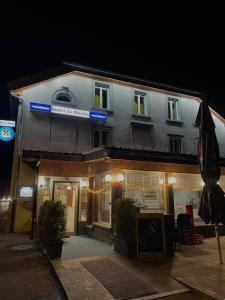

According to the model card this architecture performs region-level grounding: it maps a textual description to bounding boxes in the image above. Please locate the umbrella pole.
[215,224,223,264]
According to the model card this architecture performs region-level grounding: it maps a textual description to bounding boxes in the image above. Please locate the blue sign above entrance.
[90,111,107,121]
[0,127,15,142]
[30,102,52,112]
[29,101,108,121]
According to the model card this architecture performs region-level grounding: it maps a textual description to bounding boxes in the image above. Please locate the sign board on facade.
[51,105,90,118]
[19,186,34,198]
[30,102,51,112]
[0,120,15,127]
[29,101,108,121]
[0,127,15,142]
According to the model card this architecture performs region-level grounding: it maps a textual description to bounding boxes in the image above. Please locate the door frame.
[53,181,80,235]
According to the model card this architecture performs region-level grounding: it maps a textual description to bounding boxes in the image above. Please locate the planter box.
[46,241,63,259]
[112,236,137,258]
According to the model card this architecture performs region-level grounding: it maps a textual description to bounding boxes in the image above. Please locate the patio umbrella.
[195,101,225,264]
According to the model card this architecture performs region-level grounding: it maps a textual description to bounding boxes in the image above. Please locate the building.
[8,62,225,240]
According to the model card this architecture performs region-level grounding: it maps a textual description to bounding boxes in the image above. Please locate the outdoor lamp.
[80,180,89,188]
[116,174,125,182]
[105,174,113,182]
[168,176,176,185]
[159,178,164,185]
[67,185,72,190]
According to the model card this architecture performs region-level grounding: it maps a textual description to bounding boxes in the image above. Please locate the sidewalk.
[51,235,215,299]
[0,233,66,300]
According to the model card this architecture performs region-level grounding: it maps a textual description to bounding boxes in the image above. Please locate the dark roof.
[22,147,225,167]
[22,149,82,162]
[9,65,71,90]
[9,61,206,99]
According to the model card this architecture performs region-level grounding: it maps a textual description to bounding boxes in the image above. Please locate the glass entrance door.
[53,182,79,235]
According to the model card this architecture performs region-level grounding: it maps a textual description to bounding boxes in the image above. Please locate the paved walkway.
[52,235,212,300]
[62,235,112,260]
[0,233,66,300]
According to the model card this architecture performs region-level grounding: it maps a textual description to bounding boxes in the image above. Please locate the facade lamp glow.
[67,185,72,190]
[116,174,125,182]
[80,180,89,188]
[105,174,113,182]
[159,178,164,185]
[168,176,176,185]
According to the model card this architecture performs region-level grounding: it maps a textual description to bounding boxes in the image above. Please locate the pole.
[215,224,223,264]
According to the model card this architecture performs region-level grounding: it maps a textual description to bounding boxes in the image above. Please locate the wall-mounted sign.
[29,101,108,120]
[51,105,90,118]
[19,186,33,198]
[0,120,15,127]
[30,102,51,112]
[0,127,15,142]
[90,111,107,121]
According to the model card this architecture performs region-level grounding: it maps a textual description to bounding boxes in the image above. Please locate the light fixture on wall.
[168,176,176,185]
[80,180,89,188]
[67,185,72,190]
[105,174,113,182]
[200,180,205,186]
[159,178,164,185]
[116,174,125,182]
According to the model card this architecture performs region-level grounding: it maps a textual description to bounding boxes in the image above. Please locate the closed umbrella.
[195,101,225,264]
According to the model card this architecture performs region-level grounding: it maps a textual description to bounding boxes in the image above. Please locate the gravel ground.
[0,233,66,300]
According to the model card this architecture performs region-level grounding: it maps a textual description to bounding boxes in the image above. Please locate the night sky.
[0,4,224,195]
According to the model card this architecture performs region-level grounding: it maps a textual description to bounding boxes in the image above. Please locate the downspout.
[9,93,24,232]
[31,160,40,239]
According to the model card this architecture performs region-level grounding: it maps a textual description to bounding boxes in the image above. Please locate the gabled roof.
[9,61,206,99]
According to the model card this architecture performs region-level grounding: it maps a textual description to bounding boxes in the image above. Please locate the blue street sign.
[90,111,108,121]
[30,102,52,112]
[0,127,15,142]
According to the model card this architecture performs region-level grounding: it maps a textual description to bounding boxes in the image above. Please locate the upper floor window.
[169,135,183,153]
[52,87,76,106]
[168,97,179,121]
[133,92,146,115]
[92,127,111,147]
[94,83,109,109]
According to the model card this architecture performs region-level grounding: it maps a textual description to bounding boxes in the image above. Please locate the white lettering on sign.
[51,105,90,118]
[0,120,16,127]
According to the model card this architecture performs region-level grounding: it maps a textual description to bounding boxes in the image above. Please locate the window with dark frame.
[168,97,179,121]
[93,128,111,147]
[94,85,109,109]
[133,92,146,115]
[169,135,183,153]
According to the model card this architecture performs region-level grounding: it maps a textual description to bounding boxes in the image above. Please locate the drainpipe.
[31,160,40,239]
[9,93,25,232]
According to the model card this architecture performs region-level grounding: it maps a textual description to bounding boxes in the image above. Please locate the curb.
[40,244,69,300]
[171,275,218,300]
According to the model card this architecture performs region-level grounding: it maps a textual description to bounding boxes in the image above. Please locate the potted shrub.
[38,200,66,259]
[112,198,137,258]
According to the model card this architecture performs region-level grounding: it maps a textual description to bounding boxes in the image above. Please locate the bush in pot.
[112,198,137,258]
[38,200,66,259]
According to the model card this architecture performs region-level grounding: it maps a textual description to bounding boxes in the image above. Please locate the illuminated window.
[168,97,179,121]
[92,127,111,147]
[94,84,109,109]
[169,135,183,153]
[133,92,146,115]
[98,181,111,226]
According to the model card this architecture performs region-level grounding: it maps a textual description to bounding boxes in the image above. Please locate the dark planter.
[46,241,63,259]
[112,236,137,258]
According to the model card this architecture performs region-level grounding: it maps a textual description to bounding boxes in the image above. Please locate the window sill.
[132,113,151,120]
[166,119,183,126]
[92,107,113,115]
